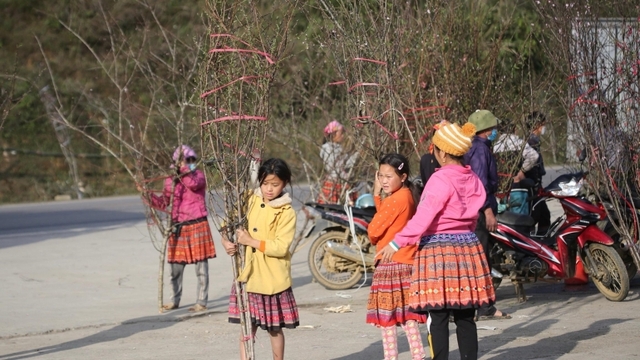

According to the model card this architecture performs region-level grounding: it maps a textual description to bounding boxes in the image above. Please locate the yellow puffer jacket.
[237,189,296,295]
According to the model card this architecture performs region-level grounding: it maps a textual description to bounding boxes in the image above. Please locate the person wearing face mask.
[493,118,540,215]
[464,110,511,321]
[144,144,217,313]
[524,111,551,235]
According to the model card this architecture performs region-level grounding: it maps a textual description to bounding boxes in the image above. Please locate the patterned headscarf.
[323,120,344,136]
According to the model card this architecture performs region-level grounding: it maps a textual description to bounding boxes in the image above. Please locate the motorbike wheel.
[308,230,364,290]
[586,243,630,302]
[605,227,638,279]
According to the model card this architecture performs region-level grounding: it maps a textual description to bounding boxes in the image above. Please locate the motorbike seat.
[497,211,536,227]
[305,202,344,212]
[304,202,377,221]
[511,178,536,190]
[351,207,376,219]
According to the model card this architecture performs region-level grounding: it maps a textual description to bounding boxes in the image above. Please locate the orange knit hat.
[431,121,476,156]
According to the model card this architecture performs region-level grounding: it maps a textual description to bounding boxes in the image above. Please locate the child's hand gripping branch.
[235,228,261,249]
[221,234,237,256]
[221,228,260,256]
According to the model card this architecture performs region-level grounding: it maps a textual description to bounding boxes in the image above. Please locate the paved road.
[0,196,146,249]
[0,163,568,242]
[1,175,640,359]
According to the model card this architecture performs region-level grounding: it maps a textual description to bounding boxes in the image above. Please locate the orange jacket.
[368,187,417,265]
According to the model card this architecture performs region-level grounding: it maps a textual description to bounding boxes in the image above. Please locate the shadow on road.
[0,314,178,360]
[0,295,229,360]
[500,274,640,309]
[330,337,408,360]
[484,318,629,360]
[328,275,639,360]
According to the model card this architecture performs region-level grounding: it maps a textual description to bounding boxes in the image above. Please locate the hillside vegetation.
[1,0,633,203]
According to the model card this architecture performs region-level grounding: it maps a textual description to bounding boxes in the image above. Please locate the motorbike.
[305,195,377,290]
[576,147,640,280]
[489,171,630,302]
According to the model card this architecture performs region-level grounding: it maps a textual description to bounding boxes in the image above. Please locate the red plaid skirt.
[228,286,299,331]
[317,179,357,204]
[167,219,216,264]
[409,233,495,313]
[366,262,427,327]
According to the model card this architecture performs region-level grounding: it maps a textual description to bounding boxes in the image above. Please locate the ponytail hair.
[378,153,421,206]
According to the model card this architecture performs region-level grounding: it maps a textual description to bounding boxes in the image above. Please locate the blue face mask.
[188,163,197,172]
[487,128,498,142]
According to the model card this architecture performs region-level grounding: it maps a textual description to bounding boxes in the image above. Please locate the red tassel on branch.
[347,82,389,93]
[200,76,269,99]
[201,115,268,126]
[351,57,387,65]
[209,34,275,64]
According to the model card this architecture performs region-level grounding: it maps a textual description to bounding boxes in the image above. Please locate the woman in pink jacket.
[149,145,216,313]
[378,121,496,360]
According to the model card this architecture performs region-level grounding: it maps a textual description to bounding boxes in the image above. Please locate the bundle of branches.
[535,2,639,267]
[33,1,206,312]
[317,0,422,168]
[313,0,555,186]
[199,1,297,358]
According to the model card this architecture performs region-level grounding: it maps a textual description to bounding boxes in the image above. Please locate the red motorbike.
[489,172,630,302]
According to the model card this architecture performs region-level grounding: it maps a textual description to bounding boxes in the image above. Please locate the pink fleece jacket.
[391,165,486,249]
[150,167,208,223]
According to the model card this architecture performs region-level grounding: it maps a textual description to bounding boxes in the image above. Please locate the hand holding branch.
[221,234,238,256]
[236,228,261,249]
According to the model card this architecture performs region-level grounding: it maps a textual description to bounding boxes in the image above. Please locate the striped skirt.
[167,219,216,264]
[366,261,427,327]
[228,286,299,331]
[409,233,495,314]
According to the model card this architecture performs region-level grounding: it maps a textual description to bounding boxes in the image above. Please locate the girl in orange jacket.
[366,153,426,360]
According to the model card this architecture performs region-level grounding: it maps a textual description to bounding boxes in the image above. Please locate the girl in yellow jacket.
[222,158,298,360]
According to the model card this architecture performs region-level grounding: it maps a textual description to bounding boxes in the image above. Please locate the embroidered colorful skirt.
[408,232,495,314]
[167,219,216,264]
[366,261,427,327]
[228,286,300,331]
[317,179,356,204]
